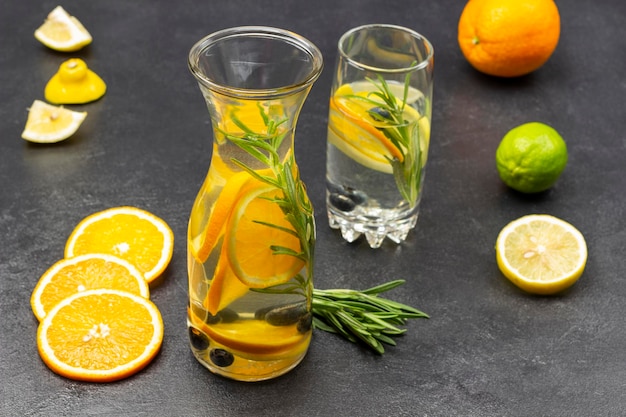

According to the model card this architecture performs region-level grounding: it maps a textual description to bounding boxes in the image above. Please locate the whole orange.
[458,0,560,77]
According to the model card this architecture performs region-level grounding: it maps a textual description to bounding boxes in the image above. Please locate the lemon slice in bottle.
[21,100,87,143]
[34,6,92,52]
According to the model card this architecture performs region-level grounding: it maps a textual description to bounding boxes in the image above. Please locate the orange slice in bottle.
[64,207,174,283]
[204,250,250,316]
[189,171,251,263]
[37,289,163,382]
[31,253,149,321]
[189,310,309,357]
[225,179,305,289]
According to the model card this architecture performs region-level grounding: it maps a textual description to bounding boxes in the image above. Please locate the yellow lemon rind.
[495,214,587,295]
[34,6,92,52]
[21,100,87,143]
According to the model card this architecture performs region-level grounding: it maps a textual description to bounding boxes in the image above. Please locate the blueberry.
[329,193,356,212]
[369,107,392,120]
[210,349,234,367]
[265,302,308,326]
[205,312,221,324]
[297,312,313,333]
[188,327,210,351]
[345,187,367,205]
[218,308,239,323]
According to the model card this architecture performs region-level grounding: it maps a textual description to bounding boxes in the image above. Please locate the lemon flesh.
[21,100,87,143]
[34,6,92,52]
[495,214,587,295]
[496,122,567,193]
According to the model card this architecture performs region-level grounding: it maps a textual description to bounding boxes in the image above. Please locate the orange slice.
[328,83,432,173]
[225,180,305,288]
[65,207,174,283]
[330,96,404,161]
[37,289,163,382]
[31,253,149,321]
[189,171,251,263]
[204,251,249,316]
[189,311,309,357]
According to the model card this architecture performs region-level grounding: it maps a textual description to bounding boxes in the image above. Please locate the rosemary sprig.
[312,279,428,354]
[219,106,315,267]
[344,69,424,207]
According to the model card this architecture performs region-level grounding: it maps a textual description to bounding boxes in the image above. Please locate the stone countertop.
[2,1,625,416]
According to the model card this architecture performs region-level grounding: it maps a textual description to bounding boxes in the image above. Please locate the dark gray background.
[2,1,625,416]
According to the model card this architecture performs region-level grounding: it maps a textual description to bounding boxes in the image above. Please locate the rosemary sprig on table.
[312,279,428,354]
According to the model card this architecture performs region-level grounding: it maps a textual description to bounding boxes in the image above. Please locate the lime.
[495,122,567,193]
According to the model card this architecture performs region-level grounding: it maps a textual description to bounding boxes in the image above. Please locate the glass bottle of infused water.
[187,27,323,381]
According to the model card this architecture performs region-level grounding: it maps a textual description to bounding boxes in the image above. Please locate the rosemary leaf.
[312,280,428,354]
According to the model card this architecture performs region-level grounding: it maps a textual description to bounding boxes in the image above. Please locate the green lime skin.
[496,122,567,193]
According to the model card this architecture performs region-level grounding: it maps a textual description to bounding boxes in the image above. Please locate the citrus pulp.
[496,214,587,295]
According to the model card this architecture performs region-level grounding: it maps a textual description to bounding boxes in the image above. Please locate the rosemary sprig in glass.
[221,104,428,354]
[343,70,425,207]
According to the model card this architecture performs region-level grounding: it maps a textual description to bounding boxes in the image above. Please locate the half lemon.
[496,214,588,295]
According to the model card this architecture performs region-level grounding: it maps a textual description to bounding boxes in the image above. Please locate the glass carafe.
[186,27,323,381]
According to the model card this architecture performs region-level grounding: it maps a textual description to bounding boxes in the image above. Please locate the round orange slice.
[31,253,149,321]
[37,289,163,382]
[225,181,305,288]
[65,207,174,283]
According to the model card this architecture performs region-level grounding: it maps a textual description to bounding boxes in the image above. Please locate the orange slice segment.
[204,251,249,316]
[37,289,163,382]
[64,207,174,283]
[189,171,251,263]
[190,313,309,357]
[225,180,305,289]
[330,96,404,162]
[31,253,149,321]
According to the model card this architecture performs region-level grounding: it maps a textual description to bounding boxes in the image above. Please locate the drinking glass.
[325,24,434,248]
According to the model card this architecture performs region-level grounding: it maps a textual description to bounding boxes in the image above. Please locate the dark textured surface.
[2,1,626,416]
